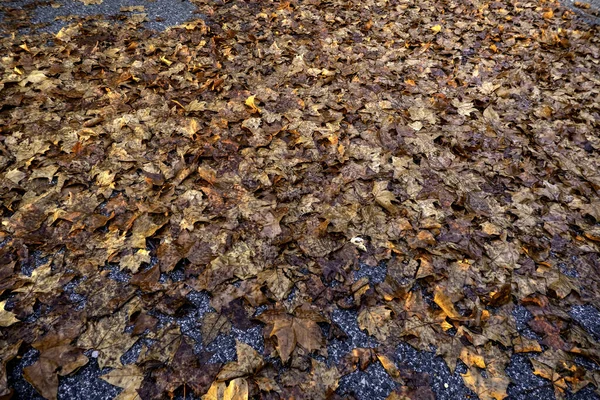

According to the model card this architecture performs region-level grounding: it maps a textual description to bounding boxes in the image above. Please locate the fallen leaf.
[0,301,19,327]
[101,365,144,400]
[357,306,393,340]
[217,341,264,381]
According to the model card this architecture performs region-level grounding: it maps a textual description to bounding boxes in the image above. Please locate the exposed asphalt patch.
[338,362,398,399]
[395,342,475,400]
[1,0,199,34]
[353,262,388,285]
[506,354,556,400]
[328,308,379,364]
[570,305,600,341]
[512,304,543,340]
[561,0,600,24]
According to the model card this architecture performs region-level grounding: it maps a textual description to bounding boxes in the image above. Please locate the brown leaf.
[0,341,21,398]
[0,300,19,327]
[258,307,325,363]
[23,337,88,400]
[201,312,232,346]
[77,300,139,369]
[100,365,144,400]
[257,266,294,301]
[357,306,393,340]
[217,341,264,381]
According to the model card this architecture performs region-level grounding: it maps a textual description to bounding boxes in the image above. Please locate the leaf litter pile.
[1,0,600,399]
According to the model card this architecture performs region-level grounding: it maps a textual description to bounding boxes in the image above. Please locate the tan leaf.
[513,336,542,353]
[357,306,393,340]
[460,347,486,369]
[217,341,264,381]
[257,267,294,301]
[0,341,21,397]
[100,365,144,400]
[77,301,139,369]
[433,287,461,319]
[5,169,27,184]
[223,378,249,400]
[0,301,19,327]
[259,308,325,363]
[119,249,151,274]
[24,338,88,400]
[201,312,231,346]
[299,359,340,399]
[461,368,509,400]
[377,354,400,378]
[373,181,398,213]
[203,381,226,400]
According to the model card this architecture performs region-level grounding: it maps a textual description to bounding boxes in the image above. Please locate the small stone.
[92,350,99,358]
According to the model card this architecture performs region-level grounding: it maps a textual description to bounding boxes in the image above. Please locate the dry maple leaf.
[217,341,264,381]
[23,337,88,400]
[150,338,220,398]
[461,367,509,400]
[203,378,248,400]
[257,306,326,363]
[77,299,140,369]
[299,359,340,400]
[433,286,462,320]
[357,305,393,341]
[0,341,21,398]
[257,266,294,301]
[531,349,589,398]
[138,325,183,365]
[201,312,232,346]
[372,181,398,213]
[100,364,144,400]
[0,300,19,327]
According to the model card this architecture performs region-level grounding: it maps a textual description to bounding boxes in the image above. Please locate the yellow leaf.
[223,378,248,400]
[160,56,173,66]
[462,368,509,400]
[245,95,261,113]
[460,347,486,369]
[433,286,461,319]
[376,354,400,378]
[203,381,226,400]
[431,25,442,33]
